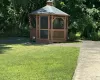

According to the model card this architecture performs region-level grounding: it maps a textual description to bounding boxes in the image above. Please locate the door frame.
[39,15,50,40]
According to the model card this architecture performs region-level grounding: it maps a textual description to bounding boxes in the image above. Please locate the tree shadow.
[0,37,30,44]
[0,37,48,47]
[65,40,82,43]
[0,44,12,54]
[21,40,82,46]
[22,42,50,46]
[0,37,82,47]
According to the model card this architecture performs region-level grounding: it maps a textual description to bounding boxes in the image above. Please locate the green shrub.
[68,32,76,41]
[76,32,81,39]
[98,31,100,40]
[90,31,99,41]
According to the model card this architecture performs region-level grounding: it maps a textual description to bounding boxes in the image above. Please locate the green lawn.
[0,44,79,80]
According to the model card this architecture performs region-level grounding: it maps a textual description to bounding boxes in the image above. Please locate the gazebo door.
[39,16,48,39]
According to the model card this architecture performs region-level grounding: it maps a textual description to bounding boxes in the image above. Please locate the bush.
[68,32,76,41]
[90,31,99,41]
[76,32,81,39]
[98,31,100,40]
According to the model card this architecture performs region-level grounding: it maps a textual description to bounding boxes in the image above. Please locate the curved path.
[73,41,100,80]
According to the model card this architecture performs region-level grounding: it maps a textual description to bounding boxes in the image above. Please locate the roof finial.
[47,0,53,6]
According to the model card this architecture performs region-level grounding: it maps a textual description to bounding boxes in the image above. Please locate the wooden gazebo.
[29,0,69,43]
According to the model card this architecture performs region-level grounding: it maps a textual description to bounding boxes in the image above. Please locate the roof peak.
[31,5,69,16]
[47,0,53,6]
[47,0,53,2]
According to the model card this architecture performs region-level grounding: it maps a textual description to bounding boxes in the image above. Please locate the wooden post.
[48,15,50,40]
[51,15,53,42]
[39,15,40,39]
[66,16,68,41]
[64,16,67,41]
[36,15,38,39]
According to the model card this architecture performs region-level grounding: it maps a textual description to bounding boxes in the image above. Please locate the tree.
[0,0,100,40]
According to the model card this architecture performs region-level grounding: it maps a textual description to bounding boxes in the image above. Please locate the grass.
[0,44,79,80]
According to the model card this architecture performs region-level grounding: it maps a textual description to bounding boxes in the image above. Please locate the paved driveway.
[73,41,100,80]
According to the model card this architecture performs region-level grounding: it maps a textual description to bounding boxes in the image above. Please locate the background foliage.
[0,0,100,40]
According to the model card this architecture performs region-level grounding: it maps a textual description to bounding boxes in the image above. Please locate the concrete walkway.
[73,41,100,80]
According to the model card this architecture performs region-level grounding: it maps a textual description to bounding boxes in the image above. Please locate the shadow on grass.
[0,37,82,47]
[51,40,82,44]
[0,44,12,54]
[0,37,30,44]
[0,37,48,46]
[22,42,49,46]
[65,40,82,43]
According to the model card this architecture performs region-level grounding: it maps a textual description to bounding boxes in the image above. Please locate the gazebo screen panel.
[40,16,48,29]
[40,30,48,39]
[53,18,64,29]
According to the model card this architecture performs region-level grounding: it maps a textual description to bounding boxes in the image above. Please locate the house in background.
[29,0,69,43]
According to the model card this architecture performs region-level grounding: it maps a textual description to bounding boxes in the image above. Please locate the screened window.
[31,17,36,28]
[40,30,48,39]
[40,16,48,29]
[53,18,64,29]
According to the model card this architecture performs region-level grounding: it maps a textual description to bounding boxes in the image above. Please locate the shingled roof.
[31,5,69,16]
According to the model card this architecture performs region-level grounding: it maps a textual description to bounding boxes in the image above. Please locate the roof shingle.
[31,5,69,16]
